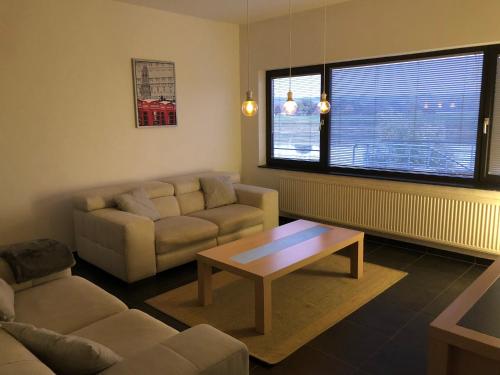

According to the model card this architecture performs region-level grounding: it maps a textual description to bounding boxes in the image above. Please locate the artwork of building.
[135,61,176,102]
[134,59,177,127]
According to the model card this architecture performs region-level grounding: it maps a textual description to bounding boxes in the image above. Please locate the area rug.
[146,255,406,364]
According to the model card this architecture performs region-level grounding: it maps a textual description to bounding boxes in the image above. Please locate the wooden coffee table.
[428,258,500,374]
[196,220,364,334]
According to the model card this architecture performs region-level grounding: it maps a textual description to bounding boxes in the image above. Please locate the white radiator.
[279,173,500,256]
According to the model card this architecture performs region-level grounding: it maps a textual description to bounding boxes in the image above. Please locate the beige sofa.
[73,171,278,283]
[0,259,249,374]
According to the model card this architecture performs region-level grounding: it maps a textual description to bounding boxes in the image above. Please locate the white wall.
[240,0,500,188]
[0,0,241,246]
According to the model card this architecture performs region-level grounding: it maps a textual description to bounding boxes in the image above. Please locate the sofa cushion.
[155,216,218,254]
[0,329,55,375]
[71,309,178,358]
[100,324,248,375]
[189,204,264,235]
[99,344,199,375]
[1,322,122,375]
[200,176,237,209]
[14,276,127,334]
[177,191,205,215]
[115,188,161,221]
[0,278,15,321]
[160,324,249,375]
[151,196,181,218]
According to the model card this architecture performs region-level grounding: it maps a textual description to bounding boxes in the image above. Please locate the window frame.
[266,65,327,170]
[479,44,500,186]
[265,44,500,190]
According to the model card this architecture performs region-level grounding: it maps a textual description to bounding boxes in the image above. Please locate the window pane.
[329,53,484,178]
[488,55,500,176]
[272,74,321,162]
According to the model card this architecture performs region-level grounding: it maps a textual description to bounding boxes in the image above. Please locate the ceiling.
[115,0,351,24]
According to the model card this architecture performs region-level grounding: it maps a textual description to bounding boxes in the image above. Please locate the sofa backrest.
[151,195,180,218]
[161,171,240,215]
[73,171,240,217]
[161,175,204,215]
[73,180,177,215]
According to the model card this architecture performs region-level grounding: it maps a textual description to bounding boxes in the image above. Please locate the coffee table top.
[431,257,500,354]
[197,220,363,281]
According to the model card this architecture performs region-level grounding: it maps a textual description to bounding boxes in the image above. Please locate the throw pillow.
[115,187,161,221]
[1,321,122,375]
[0,278,15,321]
[199,176,237,209]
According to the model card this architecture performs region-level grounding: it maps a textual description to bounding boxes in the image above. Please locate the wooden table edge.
[196,233,363,282]
[428,258,500,374]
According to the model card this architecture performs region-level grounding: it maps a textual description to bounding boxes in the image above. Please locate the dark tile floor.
[73,227,491,375]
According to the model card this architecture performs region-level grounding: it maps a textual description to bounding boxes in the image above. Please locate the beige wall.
[0,0,240,246]
[240,0,500,188]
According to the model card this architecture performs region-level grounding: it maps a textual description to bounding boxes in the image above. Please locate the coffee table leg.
[255,279,271,334]
[198,261,212,306]
[350,238,364,279]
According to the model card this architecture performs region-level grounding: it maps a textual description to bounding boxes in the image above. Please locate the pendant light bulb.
[242,90,258,117]
[283,90,298,115]
[241,0,258,118]
[318,92,330,114]
[318,0,331,115]
[283,0,297,116]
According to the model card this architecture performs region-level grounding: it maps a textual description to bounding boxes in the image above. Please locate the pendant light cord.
[288,0,292,92]
[322,0,326,94]
[246,0,250,92]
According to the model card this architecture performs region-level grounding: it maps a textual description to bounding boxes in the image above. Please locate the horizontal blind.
[488,55,500,176]
[329,53,484,178]
[271,74,321,162]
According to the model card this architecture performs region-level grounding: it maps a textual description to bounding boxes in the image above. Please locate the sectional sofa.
[73,171,279,283]
[0,258,249,374]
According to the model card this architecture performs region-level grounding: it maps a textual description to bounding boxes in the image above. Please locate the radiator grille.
[279,174,500,255]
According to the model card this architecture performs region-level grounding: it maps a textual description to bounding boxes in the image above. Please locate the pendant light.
[282,0,298,115]
[241,0,258,117]
[317,0,331,114]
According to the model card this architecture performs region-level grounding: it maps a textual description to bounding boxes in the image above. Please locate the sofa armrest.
[74,208,156,283]
[100,324,249,375]
[234,183,278,230]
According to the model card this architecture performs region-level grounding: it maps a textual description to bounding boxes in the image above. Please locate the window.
[486,54,500,181]
[266,44,500,189]
[269,74,321,162]
[329,53,483,178]
[169,112,176,125]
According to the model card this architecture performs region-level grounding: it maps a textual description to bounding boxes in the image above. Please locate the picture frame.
[132,58,177,128]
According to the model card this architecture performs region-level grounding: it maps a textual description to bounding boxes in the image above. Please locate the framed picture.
[132,59,177,128]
